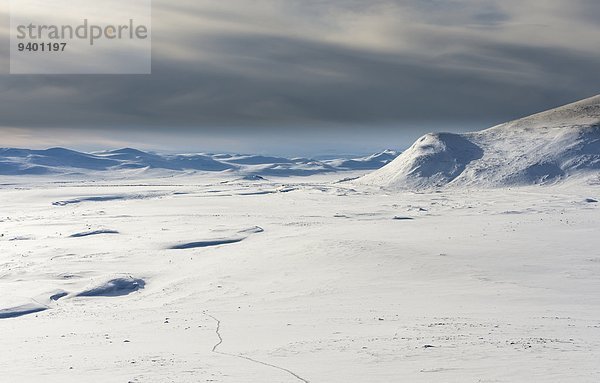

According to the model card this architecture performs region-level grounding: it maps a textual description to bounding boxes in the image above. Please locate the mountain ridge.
[0,147,398,177]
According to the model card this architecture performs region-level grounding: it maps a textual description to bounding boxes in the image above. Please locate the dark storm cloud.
[0,0,598,133]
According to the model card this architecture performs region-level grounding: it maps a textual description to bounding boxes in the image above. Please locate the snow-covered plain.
[2,96,600,382]
[1,171,599,382]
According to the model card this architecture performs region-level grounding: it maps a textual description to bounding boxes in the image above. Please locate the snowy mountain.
[0,148,120,175]
[361,95,600,189]
[94,148,232,171]
[324,150,399,170]
[0,147,399,177]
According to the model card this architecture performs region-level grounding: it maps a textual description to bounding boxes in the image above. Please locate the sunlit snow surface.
[1,172,599,382]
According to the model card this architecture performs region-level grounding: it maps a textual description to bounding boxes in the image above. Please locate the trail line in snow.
[205,312,309,383]
[207,313,224,352]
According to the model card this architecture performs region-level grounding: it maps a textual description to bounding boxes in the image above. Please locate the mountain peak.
[108,148,150,155]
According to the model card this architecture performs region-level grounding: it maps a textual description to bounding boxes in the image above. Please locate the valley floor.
[1,173,599,382]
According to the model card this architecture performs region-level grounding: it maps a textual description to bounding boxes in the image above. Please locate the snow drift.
[361,95,600,189]
[77,277,145,297]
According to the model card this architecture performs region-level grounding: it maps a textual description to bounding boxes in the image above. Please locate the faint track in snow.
[205,312,309,383]
[207,313,224,352]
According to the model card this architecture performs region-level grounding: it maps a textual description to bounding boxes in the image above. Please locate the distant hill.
[0,147,399,177]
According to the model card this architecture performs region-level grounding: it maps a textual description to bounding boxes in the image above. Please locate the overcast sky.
[1,0,599,155]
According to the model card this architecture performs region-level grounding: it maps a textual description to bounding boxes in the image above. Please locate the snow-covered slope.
[361,95,600,189]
